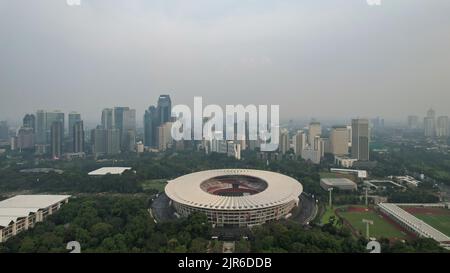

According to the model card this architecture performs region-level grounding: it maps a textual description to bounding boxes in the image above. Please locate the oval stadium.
[165,169,303,227]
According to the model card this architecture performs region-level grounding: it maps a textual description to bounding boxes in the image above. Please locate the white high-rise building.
[330,126,349,156]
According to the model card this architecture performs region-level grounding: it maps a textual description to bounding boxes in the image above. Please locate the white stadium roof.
[165,169,303,211]
[379,203,450,243]
[88,167,132,176]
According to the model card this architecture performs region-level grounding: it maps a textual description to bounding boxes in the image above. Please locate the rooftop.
[88,167,132,176]
[321,178,357,186]
[0,195,71,228]
[0,195,71,209]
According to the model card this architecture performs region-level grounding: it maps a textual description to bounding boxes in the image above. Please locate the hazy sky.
[1,0,450,125]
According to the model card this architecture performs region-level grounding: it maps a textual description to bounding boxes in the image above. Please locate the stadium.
[165,169,303,227]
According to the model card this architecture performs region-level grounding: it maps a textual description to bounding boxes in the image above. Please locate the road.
[291,193,318,225]
[151,192,177,222]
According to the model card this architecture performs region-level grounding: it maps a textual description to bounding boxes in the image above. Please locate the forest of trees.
[0,196,212,253]
[0,150,325,198]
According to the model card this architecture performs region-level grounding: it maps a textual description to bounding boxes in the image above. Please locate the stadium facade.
[165,169,303,227]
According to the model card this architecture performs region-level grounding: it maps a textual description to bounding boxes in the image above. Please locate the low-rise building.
[0,195,70,242]
[320,178,358,191]
[88,167,132,176]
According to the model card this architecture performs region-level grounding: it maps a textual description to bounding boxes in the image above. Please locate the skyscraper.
[23,114,36,133]
[158,122,173,151]
[68,112,81,139]
[424,108,436,137]
[113,107,128,132]
[45,111,64,144]
[16,127,34,150]
[106,128,121,155]
[436,116,449,137]
[293,130,306,156]
[144,95,172,149]
[0,121,8,140]
[73,120,84,153]
[111,107,136,152]
[50,121,63,159]
[157,95,172,124]
[351,119,370,161]
[36,110,46,144]
[101,108,114,129]
[91,127,121,156]
[121,108,136,151]
[144,106,157,147]
[279,129,289,154]
[91,127,107,156]
[308,122,321,146]
[330,126,349,156]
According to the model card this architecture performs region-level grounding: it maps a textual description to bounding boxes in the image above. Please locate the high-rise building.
[121,109,136,151]
[308,122,321,146]
[36,110,46,144]
[16,127,34,150]
[111,107,136,152]
[157,95,172,124]
[144,106,157,148]
[72,121,84,153]
[106,128,121,155]
[436,116,449,137]
[330,126,349,156]
[158,122,173,151]
[68,112,81,139]
[424,108,436,137]
[50,121,63,159]
[23,114,36,133]
[407,115,420,130]
[91,127,107,156]
[0,121,8,140]
[113,107,129,132]
[101,108,114,129]
[293,130,306,156]
[279,129,289,154]
[43,111,64,144]
[424,117,436,137]
[124,129,136,152]
[351,119,370,161]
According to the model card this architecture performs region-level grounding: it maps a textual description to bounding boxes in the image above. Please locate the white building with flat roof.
[0,195,70,242]
[88,167,132,176]
[330,168,368,179]
[320,178,357,191]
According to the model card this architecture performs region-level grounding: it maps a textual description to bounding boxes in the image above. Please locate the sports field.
[401,207,450,237]
[338,206,408,239]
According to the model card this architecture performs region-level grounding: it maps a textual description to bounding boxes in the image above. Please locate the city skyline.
[1,1,450,122]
